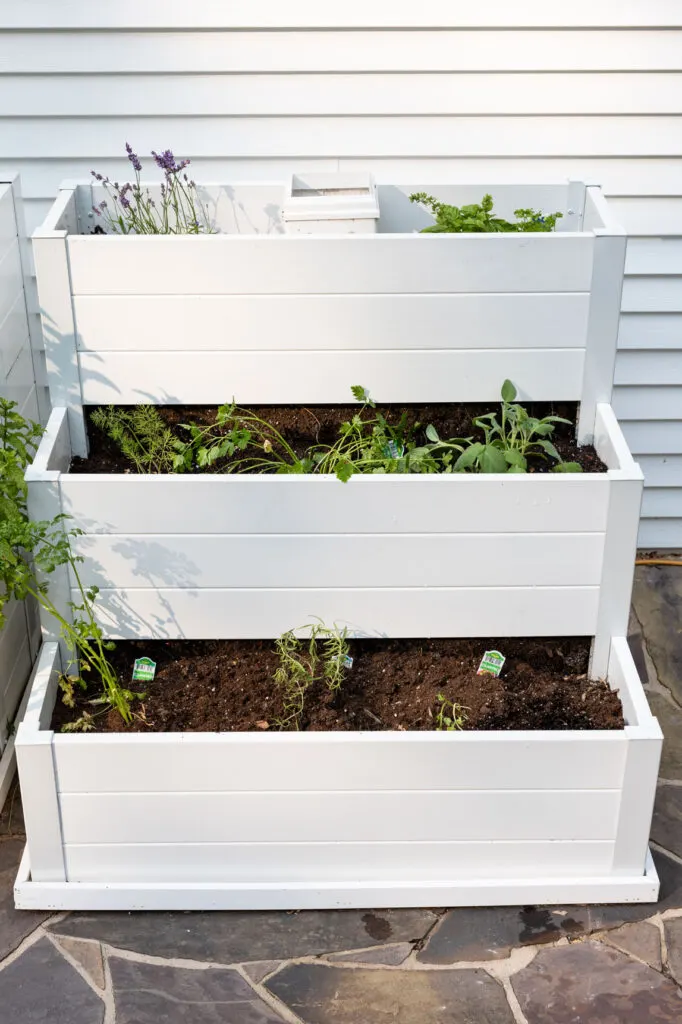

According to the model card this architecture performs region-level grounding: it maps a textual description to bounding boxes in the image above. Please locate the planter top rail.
[32,179,626,456]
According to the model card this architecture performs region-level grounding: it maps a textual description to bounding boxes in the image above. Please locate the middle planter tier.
[28,403,641,677]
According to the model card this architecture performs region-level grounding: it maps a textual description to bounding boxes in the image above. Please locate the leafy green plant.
[408,192,562,233]
[312,386,462,482]
[453,380,582,474]
[274,620,351,730]
[91,405,177,473]
[172,402,311,474]
[0,399,134,726]
[435,695,468,731]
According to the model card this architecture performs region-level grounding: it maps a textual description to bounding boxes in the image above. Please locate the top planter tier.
[33,181,625,457]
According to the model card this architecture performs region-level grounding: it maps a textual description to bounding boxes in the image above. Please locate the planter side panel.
[66,232,593,403]
[59,473,611,638]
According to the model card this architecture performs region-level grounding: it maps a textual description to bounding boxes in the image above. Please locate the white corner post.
[15,643,66,883]
[25,409,74,659]
[32,188,87,456]
[590,471,644,679]
[577,187,627,445]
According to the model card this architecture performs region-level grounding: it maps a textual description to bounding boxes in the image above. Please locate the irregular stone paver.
[417,906,589,963]
[0,937,103,1023]
[632,566,682,705]
[0,837,50,961]
[243,960,282,983]
[418,849,682,964]
[110,956,283,1023]
[50,908,437,962]
[55,936,105,989]
[652,784,682,857]
[266,963,514,1023]
[512,940,682,1023]
[0,782,24,837]
[663,918,682,987]
[602,920,662,969]
[328,941,413,965]
[646,694,682,781]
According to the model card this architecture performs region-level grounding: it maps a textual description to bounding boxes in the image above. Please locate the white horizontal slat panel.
[63,840,618,885]
[638,518,682,545]
[53,732,627,794]
[74,293,589,353]
[638,455,682,487]
[619,313,682,349]
[70,533,605,589]
[609,198,682,235]
[621,277,682,313]
[83,584,601,639]
[59,790,620,844]
[616,350,682,385]
[67,236,593,295]
[0,242,22,322]
[5,117,682,158]
[625,239,682,275]
[6,73,682,117]
[0,294,28,381]
[60,476,611,535]
[1,32,680,74]
[642,488,682,516]
[622,420,682,454]
[614,386,682,420]
[78,348,586,404]
[3,342,34,409]
[9,158,682,200]
[3,1,680,29]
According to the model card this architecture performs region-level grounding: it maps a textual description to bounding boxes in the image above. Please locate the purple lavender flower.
[125,143,142,173]
[119,195,131,209]
[152,149,190,176]
[90,171,104,182]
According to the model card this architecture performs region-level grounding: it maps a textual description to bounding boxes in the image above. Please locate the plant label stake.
[477,651,505,677]
[132,657,157,682]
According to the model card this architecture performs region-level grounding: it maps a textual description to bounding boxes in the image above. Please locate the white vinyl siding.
[0,2,680,544]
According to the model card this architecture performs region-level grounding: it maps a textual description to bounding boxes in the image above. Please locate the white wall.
[0,1,680,545]
[0,179,41,754]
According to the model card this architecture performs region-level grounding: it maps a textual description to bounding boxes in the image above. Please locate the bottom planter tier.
[15,637,661,911]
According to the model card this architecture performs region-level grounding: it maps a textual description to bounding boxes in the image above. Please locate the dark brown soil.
[72,402,606,474]
[52,636,624,734]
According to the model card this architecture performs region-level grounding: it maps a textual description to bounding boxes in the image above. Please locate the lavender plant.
[90,144,212,234]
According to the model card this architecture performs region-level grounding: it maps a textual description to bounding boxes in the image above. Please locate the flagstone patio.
[0,561,681,1023]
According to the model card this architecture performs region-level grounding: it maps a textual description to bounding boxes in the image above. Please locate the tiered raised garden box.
[14,178,661,910]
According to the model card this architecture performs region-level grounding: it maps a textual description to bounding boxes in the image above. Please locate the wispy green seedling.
[435,695,468,732]
[91,405,177,473]
[274,620,351,730]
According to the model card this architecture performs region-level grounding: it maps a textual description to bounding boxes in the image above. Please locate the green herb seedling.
[435,695,468,731]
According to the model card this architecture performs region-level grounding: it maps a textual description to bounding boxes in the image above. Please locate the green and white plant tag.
[132,657,157,682]
[477,650,505,677]
[332,654,354,669]
[383,440,405,460]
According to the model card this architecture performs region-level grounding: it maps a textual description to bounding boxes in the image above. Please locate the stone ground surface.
[1,562,681,1022]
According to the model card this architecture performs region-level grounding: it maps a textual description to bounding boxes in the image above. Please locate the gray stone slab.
[55,936,105,989]
[663,918,682,987]
[646,694,682,781]
[0,936,103,1024]
[0,838,50,962]
[512,940,682,1023]
[328,942,413,965]
[242,961,282,984]
[418,848,682,964]
[651,784,682,858]
[110,956,283,1023]
[632,566,682,705]
[602,920,662,969]
[266,963,514,1023]
[50,908,437,963]
[0,782,24,838]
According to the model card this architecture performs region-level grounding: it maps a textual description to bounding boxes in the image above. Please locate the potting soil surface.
[53,636,624,734]
[73,402,607,474]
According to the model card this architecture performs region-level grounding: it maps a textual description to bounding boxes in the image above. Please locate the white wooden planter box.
[14,637,661,911]
[27,403,642,678]
[32,180,625,456]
